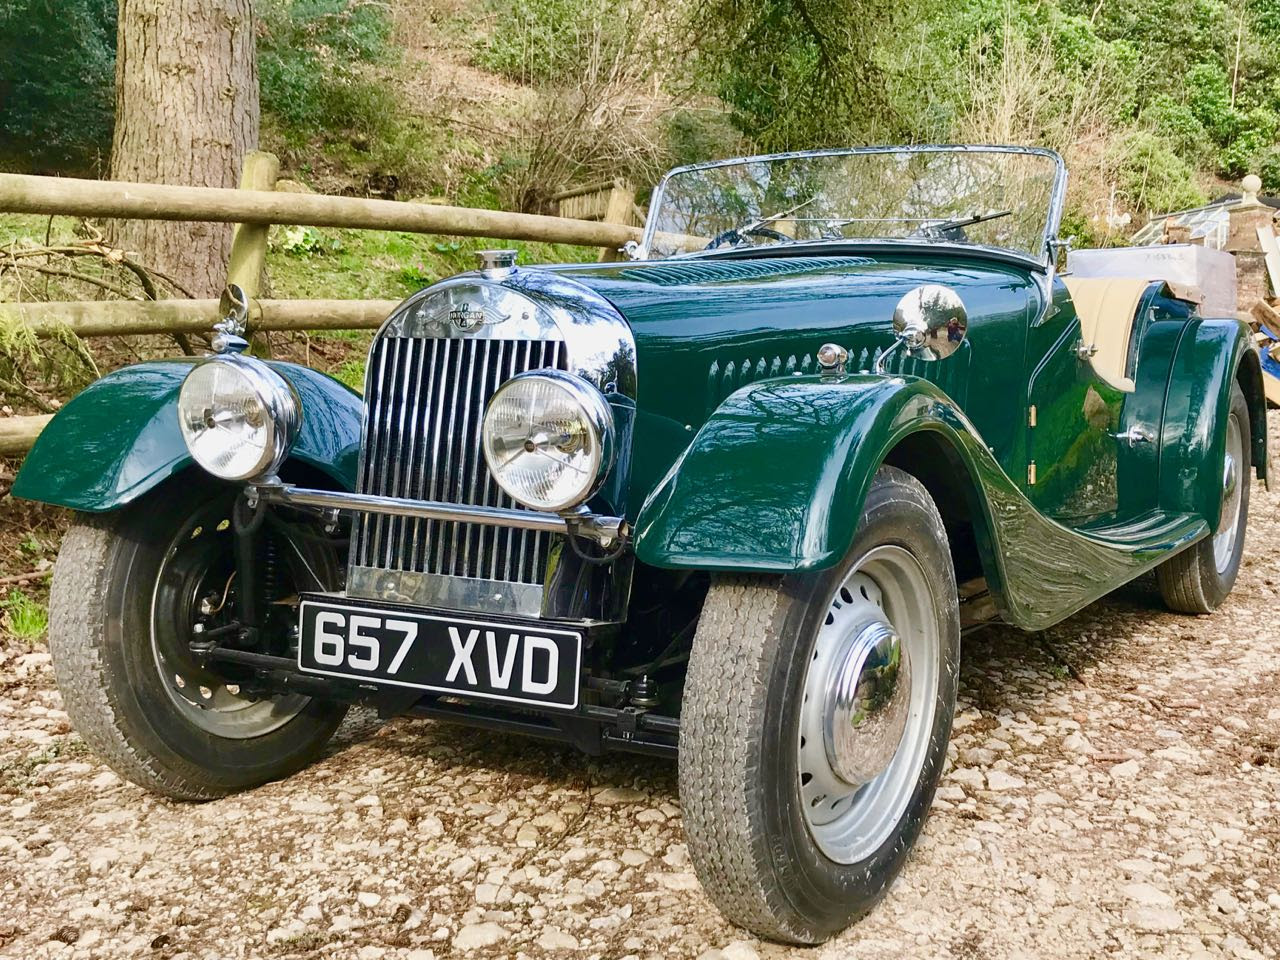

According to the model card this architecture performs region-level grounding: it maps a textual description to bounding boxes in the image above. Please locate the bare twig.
[19,265,137,301]
[0,375,57,414]
[0,570,51,588]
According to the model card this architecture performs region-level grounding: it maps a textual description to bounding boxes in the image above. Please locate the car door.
[1023,277,1123,522]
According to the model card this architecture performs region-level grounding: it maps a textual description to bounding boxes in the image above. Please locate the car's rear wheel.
[1157,381,1251,614]
[49,475,347,800]
[678,466,960,944]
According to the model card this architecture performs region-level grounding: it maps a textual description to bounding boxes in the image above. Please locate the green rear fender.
[1159,317,1269,526]
[11,359,363,511]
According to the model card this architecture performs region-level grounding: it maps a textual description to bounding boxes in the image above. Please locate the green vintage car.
[14,146,1268,943]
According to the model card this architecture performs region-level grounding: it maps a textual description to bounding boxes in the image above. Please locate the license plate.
[296,598,583,709]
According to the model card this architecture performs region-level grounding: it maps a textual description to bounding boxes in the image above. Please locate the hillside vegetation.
[5,0,1280,245]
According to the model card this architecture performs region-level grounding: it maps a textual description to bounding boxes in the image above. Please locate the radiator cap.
[477,249,518,278]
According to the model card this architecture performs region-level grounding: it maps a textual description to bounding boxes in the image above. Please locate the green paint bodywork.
[13,244,1269,633]
[629,373,1208,630]
[549,249,1267,629]
[12,359,362,510]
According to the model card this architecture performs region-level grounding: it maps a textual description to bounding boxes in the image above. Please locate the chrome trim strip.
[250,483,627,547]
[346,565,544,619]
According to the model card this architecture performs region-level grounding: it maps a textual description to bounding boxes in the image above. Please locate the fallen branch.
[0,570,51,587]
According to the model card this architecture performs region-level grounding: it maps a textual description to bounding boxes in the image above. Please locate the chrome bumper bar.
[247,482,629,549]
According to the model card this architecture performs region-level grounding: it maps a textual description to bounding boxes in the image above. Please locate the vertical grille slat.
[353,334,567,589]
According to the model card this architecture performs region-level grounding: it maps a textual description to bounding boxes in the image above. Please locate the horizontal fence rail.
[0,299,397,455]
[0,173,646,249]
[1,298,399,337]
[0,416,52,456]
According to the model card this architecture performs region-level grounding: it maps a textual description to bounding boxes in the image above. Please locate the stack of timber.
[1246,297,1280,407]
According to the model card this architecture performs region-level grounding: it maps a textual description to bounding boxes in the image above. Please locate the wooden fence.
[0,152,656,457]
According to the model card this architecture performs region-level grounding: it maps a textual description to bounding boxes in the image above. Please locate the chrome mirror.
[875,284,968,373]
[213,283,250,354]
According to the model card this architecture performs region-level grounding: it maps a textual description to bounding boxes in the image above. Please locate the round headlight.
[482,371,615,512]
[177,356,300,481]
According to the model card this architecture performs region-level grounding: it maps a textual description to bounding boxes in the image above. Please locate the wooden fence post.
[597,181,637,263]
[226,150,280,296]
[226,150,280,355]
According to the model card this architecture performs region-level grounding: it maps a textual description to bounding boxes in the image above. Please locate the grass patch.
[0,740,90,791]
[265,225,594,300]
[3,589,48,640]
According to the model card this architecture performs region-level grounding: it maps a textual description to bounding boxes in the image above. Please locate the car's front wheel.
[49,475,347,800]
[679,466,960,944]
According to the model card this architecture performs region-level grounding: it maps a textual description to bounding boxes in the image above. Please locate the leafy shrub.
[1185,62,1238,145]
[257,0,396,140]
[273,225,344,255]
[1218,106,1279,179]
[475,0,621,84]
[1111,131,1207,213]
[1258,146,1280,193]
[0,0,116,173]
[1143,95,1213,166]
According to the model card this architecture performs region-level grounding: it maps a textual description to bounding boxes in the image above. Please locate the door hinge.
[1027,461,1037,485]
[1028,404,1037,428]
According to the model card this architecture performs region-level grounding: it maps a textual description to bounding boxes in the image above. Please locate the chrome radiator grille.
[352,335,569,585]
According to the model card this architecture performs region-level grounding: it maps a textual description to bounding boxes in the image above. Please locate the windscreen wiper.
[914,209,1012,240]
[705,196,818,250]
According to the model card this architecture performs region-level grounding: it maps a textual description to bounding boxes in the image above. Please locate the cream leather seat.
[1061,277,1157,393]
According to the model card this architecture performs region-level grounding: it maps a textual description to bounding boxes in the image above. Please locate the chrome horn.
[874,284,968,373]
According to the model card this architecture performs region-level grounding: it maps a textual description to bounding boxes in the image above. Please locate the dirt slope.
[0,413,1277,960]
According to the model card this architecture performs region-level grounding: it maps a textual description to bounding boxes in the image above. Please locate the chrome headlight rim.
[481,369,616,513]
[177,355,301,482]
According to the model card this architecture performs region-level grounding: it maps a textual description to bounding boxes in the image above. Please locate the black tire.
[49,476,346,801]
[1157,381,1251,614]
[679,466,960,944]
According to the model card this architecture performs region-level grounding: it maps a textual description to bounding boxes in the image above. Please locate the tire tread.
[50,515,227,800]
[679,465,954,943]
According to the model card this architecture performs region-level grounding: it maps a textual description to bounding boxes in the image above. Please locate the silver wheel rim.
[797,544,940,864]
[150,509,309,739]
[1212,412,1243,575]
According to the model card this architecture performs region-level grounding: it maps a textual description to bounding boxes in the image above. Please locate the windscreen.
[644,148,1062,260]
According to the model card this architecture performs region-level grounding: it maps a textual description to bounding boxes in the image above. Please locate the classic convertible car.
[14,146,1267,944]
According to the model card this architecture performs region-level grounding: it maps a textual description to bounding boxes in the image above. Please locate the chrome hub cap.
[1212,413,1243,574]
[798,545,939,864]
[823,620,911,786]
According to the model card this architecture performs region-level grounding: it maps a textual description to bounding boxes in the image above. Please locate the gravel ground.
[1,412,1277,960]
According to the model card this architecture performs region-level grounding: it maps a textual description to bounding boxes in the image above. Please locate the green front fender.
[1160,317,1268,526]
[634,375,983,572]
[12,359,363,511]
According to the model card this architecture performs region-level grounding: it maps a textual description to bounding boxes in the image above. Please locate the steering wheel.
[742,225,791,242]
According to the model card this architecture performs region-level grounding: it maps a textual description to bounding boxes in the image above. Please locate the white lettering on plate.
[445,627,480,685]
[486,631,520,689]
[522,636,559,695]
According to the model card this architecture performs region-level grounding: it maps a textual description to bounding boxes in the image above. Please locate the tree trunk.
[109,0,258,298]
